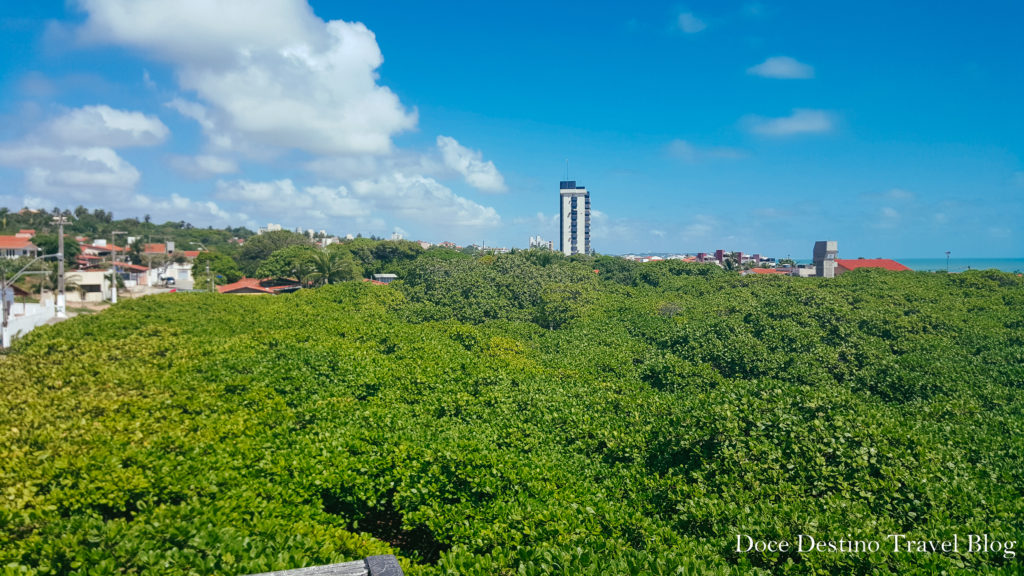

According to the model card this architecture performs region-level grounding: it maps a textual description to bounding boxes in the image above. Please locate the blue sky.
[0,0,1021,258]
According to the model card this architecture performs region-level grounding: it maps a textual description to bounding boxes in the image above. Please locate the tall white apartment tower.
[559,181,591,256]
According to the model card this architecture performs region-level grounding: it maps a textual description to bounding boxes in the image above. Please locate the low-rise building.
[0,236,40,259]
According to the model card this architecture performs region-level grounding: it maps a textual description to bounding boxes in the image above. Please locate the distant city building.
[813,240,839,278]
[258,223,283,235]
[529,235,554,250]
[559,181,591,256]
[391,232,404,241]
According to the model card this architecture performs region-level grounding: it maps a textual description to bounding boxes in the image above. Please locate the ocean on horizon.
[896,258,1023,273]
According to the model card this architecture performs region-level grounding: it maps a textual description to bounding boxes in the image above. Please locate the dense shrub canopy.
[1,256,1022,575]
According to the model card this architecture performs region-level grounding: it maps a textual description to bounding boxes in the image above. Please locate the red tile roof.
[218,278,276,294]
[750,268,790,274]
[16,229,35,238]
[183,250,200,259]
[143,243,167,254]
[0,236,38,250]
[836,259,911,272]
[113,263,149,272]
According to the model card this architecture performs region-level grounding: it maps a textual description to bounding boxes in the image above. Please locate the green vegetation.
[1,254,1022,575]
[0,206,253,254]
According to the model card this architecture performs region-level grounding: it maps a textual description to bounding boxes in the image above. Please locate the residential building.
[68,270,112,303]
[0,236,40,259]
[559,180,591,256]
[147,262,194,289]
[217,278,301,294]
[529,235,554,250]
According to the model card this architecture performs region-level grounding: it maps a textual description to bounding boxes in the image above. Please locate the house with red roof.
[0,236,40,259]
[835,259,911,275]
[217,278,302,294]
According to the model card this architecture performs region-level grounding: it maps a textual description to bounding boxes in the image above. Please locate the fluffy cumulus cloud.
[216,174,499,230]
[350,174,500,227]
[216,179,369,220]
[77,0,416,156]
[45,105,169,147]
[436,136,507,192]
[747,56,814,79]
[0,145,140,197]
[0,103,168,199]
[745,109,834,136]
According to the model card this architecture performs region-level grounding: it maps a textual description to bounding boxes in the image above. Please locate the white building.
[146,262,194,289]
[559,181,591,256]
[529,235,554,250]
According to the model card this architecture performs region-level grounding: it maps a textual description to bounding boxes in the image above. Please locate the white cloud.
[667,139,745,162]
[436,135,507,192]
[132,192,240,223]
[77,0,416,156]
[678,12,707,33]
[0,104,170,202]
[216,174,499,229]
[350,173,500,227]
[747,56,814,79]
[46,105,169,147]
[216,179,368,220]
[170,154,239,177]
[745,109,835,136]
[0,144,140,198]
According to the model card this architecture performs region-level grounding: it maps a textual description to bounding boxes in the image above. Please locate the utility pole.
[207,261,214,292]
[1,267,9,348]
[54,215,68,318]
[110,230,127,304]
[945,251,951,273]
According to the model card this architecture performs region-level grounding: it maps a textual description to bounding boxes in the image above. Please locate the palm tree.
[304,249,354,286]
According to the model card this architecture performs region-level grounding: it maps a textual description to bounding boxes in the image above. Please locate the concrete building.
[529,235,554,250]
[813,241,839,278]
[559,181,591,256]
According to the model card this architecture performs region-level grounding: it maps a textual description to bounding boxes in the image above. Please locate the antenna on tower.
[565,159,569,181]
